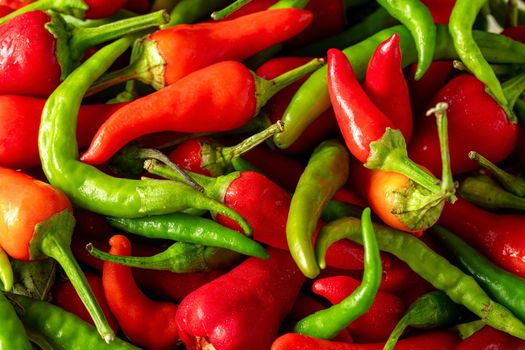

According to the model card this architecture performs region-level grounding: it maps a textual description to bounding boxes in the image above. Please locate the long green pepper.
[0,247,13,292]
[315,217,525,340]
[274,24,525,150]
[286,140,349,279]
[293,208,381,339]
[0,293,32,350]
[377,0,436,79]
[37,37,252,234]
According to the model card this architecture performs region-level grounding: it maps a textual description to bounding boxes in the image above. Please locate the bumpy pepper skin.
[408,74,518,176]
[0,292,32,350]
[103,235,179,350]
[176,248,305,350]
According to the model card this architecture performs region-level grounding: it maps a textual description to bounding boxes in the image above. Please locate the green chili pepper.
[458,175,525,211]
[454,320,486,340]
[377,0,435,79]
[37,36,252,236]
[162,0,232,28]
[106,213,267,258]
[293,208,381,339]
[87,241,243,273]
[430,225,525,323]
[0,293,32,350]
[286,140,349,279]
[292,7,397,57]
[274,24,525,150]
[449,0,507,108]
[384,291,469,350]
[0,248,13,292]
[7,293,140,350]
[315,217,525,340]
[211,0,254,20]
[469,151,525,197]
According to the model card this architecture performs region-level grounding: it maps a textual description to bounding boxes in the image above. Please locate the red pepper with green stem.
[0,10,168,97]
[102,234,179,350]
[0,166,114,342]
[0,95,125,169]
[255,56,339,154]
[81,58,323,165]
[87,8,313,93]
[175,248,305,350]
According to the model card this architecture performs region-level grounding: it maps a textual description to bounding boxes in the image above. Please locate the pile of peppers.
[2,0,525,349]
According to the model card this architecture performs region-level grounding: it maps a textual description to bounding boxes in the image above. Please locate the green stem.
[144,159,214,187]
[70,10,169,57]
[0,247,13,292]
[211,0,254,20]
[255,58,325,113]
[508,0,519,27]
[151,0,179,12]
[427,102,456,201]
[0,0,88,25]
[35,210,113,343]
[502,72,525,122]
[221,121,283,160]
[270,0,309,9]
[87,242,242,272]
[458,175,525,210]
[454,320,486,340]
[469,151,525,197]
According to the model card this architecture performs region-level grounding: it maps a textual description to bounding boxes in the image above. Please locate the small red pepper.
[313,275,406,343]
[363,33,413,142]
[0,95,124,169]
[408,74,519,176]
[255,56,339,154]
[455,326,525,350]
[271,331,460,350]
[439,197,525,279]
[176,248,305,350]
[102,234,179,350]
[82,59,322,165]
[90,8,313,92]
[52,272,118,333]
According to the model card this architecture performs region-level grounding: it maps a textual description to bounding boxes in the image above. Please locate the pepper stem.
[459,175,525,211]
[426,102,456,202]
[502,72,525,123]
[254,58,325,113]
[0,0,88,25]
[383,313,410,350]
[211,0,254,20]
[33,210,114,343]
[70,10,169,61]
[270,0,309,9]
[0,247,13,292]
[469,151,525,197]
[220,121,284,161]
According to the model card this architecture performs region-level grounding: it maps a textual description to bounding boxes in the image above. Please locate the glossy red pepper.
[176,248,305,350]
[455,326,525,350]
[0,95,124,169]
[271,331,460,350]
[408,74,519,176]
[90,8,313,92]
[82,59,322,165]
[419,0,456,24]
[0,4,12,15]
[102,234,179,350]
[363,33,413,142]
[439,197,525,279]
[52,272,118,332]
[313,275,406,342]
[406,60,454,117]
[0,0,29,9]
[256,56,338,154]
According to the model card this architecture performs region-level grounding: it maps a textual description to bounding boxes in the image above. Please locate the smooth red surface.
[168,137,214,176]
[420,0,456,24]
[0,11,62,97]
[455,326,525,350]
[84,0,127,19]
[408,74,518,176]
[502,26,525,43]
[176,249,305,350]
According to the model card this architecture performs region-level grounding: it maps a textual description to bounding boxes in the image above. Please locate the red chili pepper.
[363,33,413,142]
[502,26,525,43]
[83,0,127,19]
[0,4,12,15]
[0,166,114,340]
[176,248,305,350]
[406,60,454,117]
[81,59,322,165]
[271,331,460,350]
[313,275,406,343]
[0,10,167,97]
[455,326,525,350]
[439,197,525,279]
[0,95,124,169]
[0,0,30,9]
[52,272,118,332]
[256,57,339,154]
[419,0,456,24]
[91,8,313,92]
[102,234,179,350]
[408,74,519,176]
